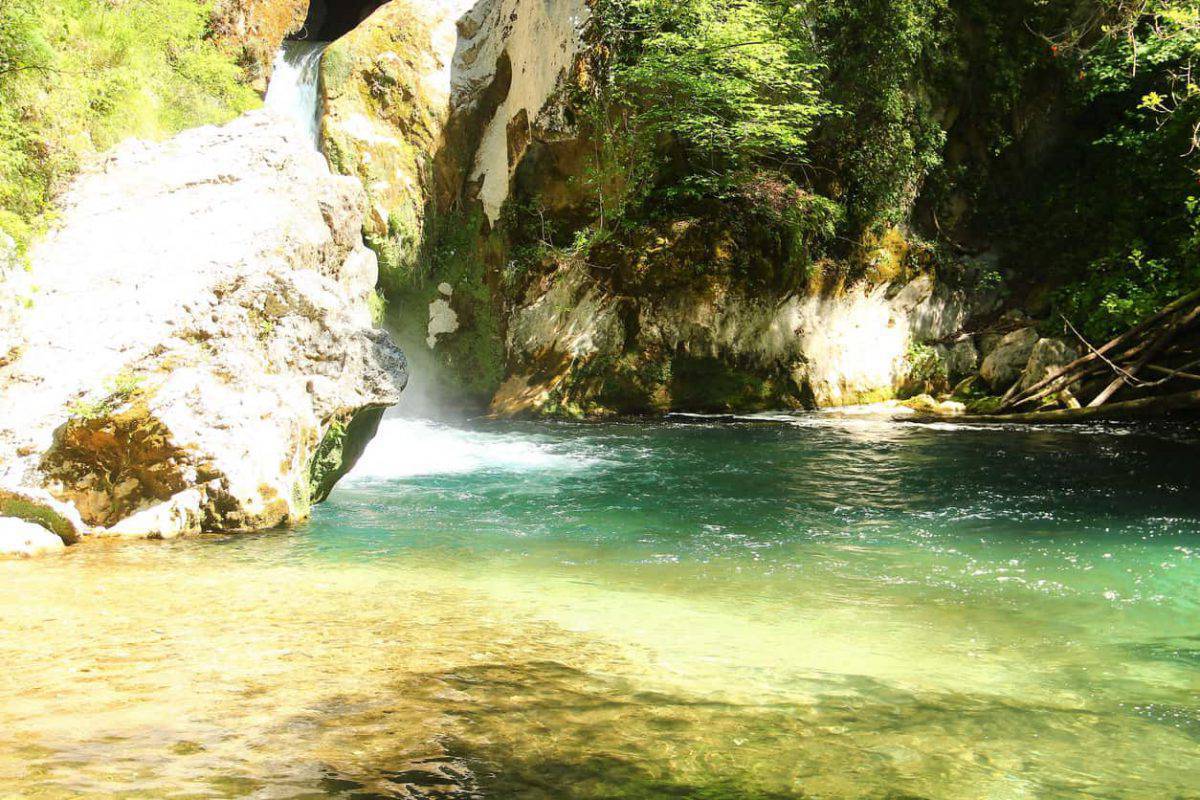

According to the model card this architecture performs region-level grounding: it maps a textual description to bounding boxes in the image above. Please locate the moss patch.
[0,490,77,544]
[382,209,508,412]
[307,406,386,504]
[41,402,190,528]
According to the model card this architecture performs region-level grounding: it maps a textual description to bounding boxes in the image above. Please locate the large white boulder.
[0,111,407,539]
[0,518,65,558]
[980,327,1040,391]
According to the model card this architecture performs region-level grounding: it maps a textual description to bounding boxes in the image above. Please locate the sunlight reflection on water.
[2,415,1198,798]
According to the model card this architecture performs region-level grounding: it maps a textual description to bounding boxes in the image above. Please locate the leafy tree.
[594,0,831,192]
[1043,0,1200,338]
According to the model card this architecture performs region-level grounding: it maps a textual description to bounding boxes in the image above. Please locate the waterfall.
[264,40,328,149]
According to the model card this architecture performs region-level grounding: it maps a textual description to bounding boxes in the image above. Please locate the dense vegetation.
[1,0,1196,357]
[1019,0,1200,338]
[0,0,257,253]
[501,0,1200,339]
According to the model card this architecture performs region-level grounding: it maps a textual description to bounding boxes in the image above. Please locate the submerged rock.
[0,111,407,540]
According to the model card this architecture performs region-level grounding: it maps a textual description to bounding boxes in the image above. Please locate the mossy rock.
[965,396,1005,415]
[308,406,387,504]
[0,490,79,544]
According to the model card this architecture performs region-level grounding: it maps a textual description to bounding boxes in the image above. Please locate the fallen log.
[910,389,1200,425]
[1144,362,1200,383]
[1002,286,1200,410]
[1087,304,1200,406]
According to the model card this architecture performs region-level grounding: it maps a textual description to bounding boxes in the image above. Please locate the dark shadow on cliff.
[297,0,395,41]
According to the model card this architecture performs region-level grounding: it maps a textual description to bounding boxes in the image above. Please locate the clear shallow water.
[3,412,1200,799]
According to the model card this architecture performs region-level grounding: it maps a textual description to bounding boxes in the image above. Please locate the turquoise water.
[2,411,1199,798]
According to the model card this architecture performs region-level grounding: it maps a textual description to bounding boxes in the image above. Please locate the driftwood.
[1144,361,1200,383]
[921,389,1200,425]
[999,287,1200,413]
[1086,304,1200,406]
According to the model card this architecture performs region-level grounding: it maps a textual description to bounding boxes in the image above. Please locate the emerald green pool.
[3,412,1198,798]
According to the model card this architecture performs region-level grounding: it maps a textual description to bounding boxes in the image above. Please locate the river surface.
[2,411,1199,799]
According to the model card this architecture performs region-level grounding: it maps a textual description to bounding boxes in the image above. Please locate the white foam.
[346,418,596,480]
[670,406,912,430]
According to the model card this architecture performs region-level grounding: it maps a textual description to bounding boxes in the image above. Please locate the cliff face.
[316,0,589,411]
[313,0,994,415]
[211,0,311,88]
[3,0,1193,444]
[0,112,407,546]
[316,0,1196,418]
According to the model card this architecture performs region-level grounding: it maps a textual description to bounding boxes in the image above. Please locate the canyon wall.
[313,0,1194,418]
[313,0,1010,416]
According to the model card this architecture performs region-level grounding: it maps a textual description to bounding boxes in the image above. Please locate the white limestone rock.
[0,518,65,558]
[0,111,407,539]
[427,283,460,348]
[454,0,590,222]
[101,489,204,539]
[498,262,970,412]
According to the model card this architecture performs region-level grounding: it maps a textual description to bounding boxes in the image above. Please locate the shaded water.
[3,412,1200,798]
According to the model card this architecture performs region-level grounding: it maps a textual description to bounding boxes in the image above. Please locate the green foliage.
[1003,0,1200,341]
[811,0,950,232]
[0,0,257,250]
[68,370,146,420]
[592,0,831,196]
[723,171,844,289]
[1056,197,1200,340]
[570,0,1100,282]
[1078,1,1199,159]
[590,0,835,209]
[906,342,946,384]
[573,99,656,230]
[367,289,387,325]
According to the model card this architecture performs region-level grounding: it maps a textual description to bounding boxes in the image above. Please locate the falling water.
[263,40,328,149]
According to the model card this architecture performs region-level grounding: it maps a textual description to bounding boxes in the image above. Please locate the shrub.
[0,0,258,252]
